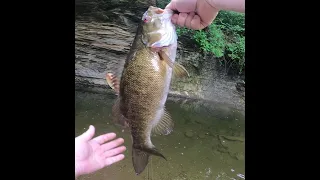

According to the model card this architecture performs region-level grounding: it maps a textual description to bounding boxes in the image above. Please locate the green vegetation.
[176,11,245,75]
[157,1,245,75]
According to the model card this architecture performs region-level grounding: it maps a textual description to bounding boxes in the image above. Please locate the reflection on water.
[75,91,245,180]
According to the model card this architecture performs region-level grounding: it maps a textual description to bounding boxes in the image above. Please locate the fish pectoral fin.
[132,145,166,175]
[158,51,190,78]
[106,72,120,95]
[151,108,174,136]
[111,98,130,128]
[173,62,190,78]
[158,50,175,68]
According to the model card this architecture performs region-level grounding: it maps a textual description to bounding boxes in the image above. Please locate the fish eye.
[143,16,151,23]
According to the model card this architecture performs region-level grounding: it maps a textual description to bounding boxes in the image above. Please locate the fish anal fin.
[111,98,129,129]
[151,109,174,136]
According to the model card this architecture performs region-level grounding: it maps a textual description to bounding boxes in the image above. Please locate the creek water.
[75,90,245,180]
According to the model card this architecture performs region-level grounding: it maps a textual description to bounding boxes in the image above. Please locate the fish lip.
[145,6,174,19]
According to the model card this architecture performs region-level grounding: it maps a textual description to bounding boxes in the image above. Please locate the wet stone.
[198,132,206,139]
[213,143,229,153]
[219,129,227,135]
[230,152,244,160]
[195,118,207,125]
[212,150,220,156]
[235,152,244,160]
[185,130,194,138]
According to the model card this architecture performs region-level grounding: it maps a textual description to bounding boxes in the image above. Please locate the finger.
[101,138,124,151]
[171,14,179,24]
[105,154,125,166]
[77,125,95,141]
[190,15,205,30]
[184,12,195,29]
[92,132,116,145]
[103,146,126,158]
[165,2,176,11]
[176,13,188,27]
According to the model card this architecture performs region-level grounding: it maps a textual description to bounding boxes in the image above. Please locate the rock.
[236,153,244,160]
[231,152,244,160]
[195,118,207,125]
[220,135,244,142]
[220,138,229,148]
[198,133,206,139]
[214,143,229,153]
[212,150,220,156]
[231,131,240,137]
[219,129,227,135]
[218,135,229,148]
[185,130,194,138]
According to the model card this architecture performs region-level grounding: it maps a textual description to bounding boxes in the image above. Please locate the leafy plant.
[175,10,245,75]
[157,0,170,8]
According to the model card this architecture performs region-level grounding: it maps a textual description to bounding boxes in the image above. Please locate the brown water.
[75,90,245,180]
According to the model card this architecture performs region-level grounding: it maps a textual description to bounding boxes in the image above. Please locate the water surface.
[75,91,245,180]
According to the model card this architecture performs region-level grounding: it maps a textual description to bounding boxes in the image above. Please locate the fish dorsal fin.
[158,50,190,78]
[151,108,174,136]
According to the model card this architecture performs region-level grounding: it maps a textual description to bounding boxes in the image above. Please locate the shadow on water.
[75,90,245,180]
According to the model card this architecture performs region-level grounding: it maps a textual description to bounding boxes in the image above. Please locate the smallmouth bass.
[106,6,189,175]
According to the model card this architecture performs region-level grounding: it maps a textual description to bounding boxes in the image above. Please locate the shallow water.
[75,91,245,180]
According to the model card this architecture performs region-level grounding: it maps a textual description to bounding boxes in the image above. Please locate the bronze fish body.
[109,6,189,175]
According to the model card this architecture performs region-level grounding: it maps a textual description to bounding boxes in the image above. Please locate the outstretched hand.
[75,125,126,178]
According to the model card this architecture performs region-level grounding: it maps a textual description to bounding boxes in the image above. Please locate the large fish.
[106,6,189,175]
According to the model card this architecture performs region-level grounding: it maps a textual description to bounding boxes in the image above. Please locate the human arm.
[210,0,245,13]
[165,0,245,30]
[75,125,126,179]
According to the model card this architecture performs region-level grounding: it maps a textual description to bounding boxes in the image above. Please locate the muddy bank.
[75,0,245,111]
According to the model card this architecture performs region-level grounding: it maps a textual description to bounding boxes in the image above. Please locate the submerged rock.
[185,130,194,138]
[195,118,208,125]
[214,143,229,153]
[230,152,244,160]
[198,132,206,139]
[220,135,245,142]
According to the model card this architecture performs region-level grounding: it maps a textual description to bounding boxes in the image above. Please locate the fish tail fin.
[132,145,166,175]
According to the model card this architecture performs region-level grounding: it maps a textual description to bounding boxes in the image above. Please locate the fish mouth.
[142,7,177,48]
[155,8,164,14]
[147,6,174,20]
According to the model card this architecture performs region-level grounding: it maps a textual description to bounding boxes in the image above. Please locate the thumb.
[165,2,176,10]
[78,125,95,141]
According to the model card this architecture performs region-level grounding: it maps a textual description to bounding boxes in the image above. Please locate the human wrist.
[199,0,220,14]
